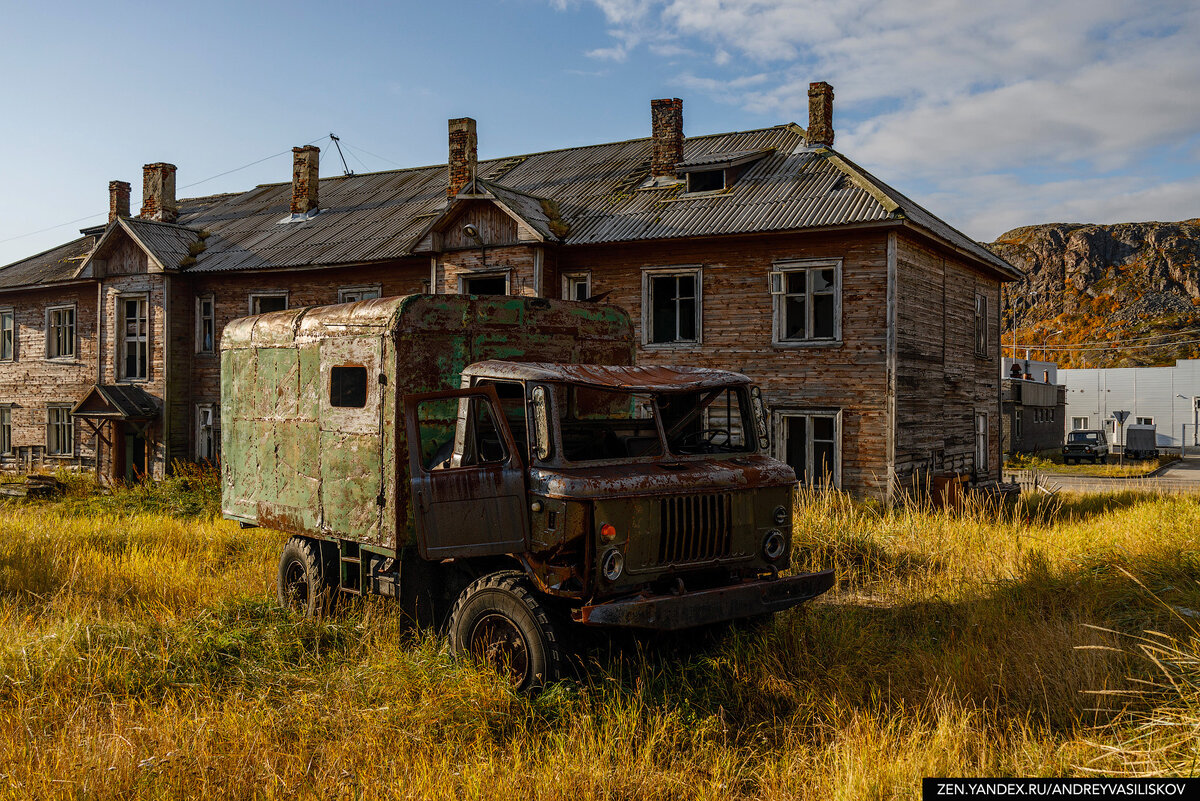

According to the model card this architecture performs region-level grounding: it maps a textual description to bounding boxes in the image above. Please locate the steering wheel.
[677,428,731,449]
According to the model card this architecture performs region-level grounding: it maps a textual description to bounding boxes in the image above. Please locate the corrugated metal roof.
[0,122,1020,284]
[122,218,202,270]
[676,148,774,171]
[0,236,93,289]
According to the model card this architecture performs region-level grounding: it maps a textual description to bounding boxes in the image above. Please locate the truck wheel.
[277,537,334,617]
[447,571,562,693]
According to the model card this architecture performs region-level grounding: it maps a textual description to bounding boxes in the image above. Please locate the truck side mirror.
[750,386,770,450]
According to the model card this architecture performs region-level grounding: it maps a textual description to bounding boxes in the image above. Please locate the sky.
[1,0,1197,267]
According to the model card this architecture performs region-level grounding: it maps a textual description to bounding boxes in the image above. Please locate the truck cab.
[222,295,833,691]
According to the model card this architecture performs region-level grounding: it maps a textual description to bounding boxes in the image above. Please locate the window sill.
[117,378,150,384]
[642,341,703,350]
[46,358,81,364]
[772,339,843,349]
[45,454,76,459]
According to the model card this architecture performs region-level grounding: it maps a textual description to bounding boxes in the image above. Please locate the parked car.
[1123,424,1160,460]
[1062,429,1109,464]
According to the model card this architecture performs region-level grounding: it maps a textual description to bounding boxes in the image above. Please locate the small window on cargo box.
[330,365,368,408]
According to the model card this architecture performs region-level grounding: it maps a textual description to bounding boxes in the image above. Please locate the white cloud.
[557,0,1200,238]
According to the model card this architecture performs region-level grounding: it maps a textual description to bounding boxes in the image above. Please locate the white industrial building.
[1059,359,1200,451]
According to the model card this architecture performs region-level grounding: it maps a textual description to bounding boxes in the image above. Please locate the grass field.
[1005,452,1178,478]
[1,472,1199,798]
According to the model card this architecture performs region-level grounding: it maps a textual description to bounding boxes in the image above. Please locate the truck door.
[404,386,529,558]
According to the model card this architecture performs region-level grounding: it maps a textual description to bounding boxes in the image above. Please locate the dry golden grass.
[1,480,1199,798]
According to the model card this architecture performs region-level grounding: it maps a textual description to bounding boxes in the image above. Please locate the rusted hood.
[529,455,795,500]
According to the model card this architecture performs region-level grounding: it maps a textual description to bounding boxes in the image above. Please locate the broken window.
[558,386,661,462]
[686,169,725,193]
[330,365,368,408]
[338,286,381,303]
[777,411,839,487]
[645,269,700,345]
[476,381,528,456]
[461,274,508,295]
[250,293,288,315]
[415,395,509,471]
[196,295,215,354]
[770,261,839,343]
[563,273,591,301]
[47,305,75,359]
[660,387,755,455]
[119,296,148,381]
[196,403,220,461]
[47,405,73,456]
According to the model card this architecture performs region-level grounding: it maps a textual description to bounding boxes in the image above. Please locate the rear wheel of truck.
[277,537,334,617]
[447,571,562,693]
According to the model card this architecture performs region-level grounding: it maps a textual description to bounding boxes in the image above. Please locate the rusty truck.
[221,294,834,690]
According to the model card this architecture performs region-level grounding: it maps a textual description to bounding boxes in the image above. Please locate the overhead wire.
[0,135,333,249]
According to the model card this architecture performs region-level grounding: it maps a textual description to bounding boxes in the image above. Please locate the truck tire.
[277,537,334,617]
[447,571,562,693]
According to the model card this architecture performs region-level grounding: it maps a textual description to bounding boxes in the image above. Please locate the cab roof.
[463,361,751,392]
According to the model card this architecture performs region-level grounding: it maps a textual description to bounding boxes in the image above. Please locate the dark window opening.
[463,275,507,295]
[330,365,368,408]
[415,395,508,471]
[478,381,528,456]
[253,295,288,314]
[687,170,725,193]
[649,273,697,344]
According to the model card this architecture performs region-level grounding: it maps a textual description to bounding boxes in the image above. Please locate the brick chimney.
[650,98,684,176]
[291,145,320,214]
[447,117,477,198]
[807,82,834,147]
[140,163,178,223]
[108,180,131,223]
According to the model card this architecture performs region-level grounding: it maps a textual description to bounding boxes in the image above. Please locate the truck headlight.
[762,529,786,561]
[601,548,625,581]
[773,505,788,525]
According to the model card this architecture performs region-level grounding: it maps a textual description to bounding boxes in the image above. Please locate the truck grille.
[658,492,732,564]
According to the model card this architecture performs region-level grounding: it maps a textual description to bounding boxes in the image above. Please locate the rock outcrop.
[986,220,1200,367]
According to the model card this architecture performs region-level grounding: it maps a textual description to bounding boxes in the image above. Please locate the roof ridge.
[176,123,798,206]
[122,216,203,232]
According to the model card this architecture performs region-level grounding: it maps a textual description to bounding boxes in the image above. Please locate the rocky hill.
[987,219,1200,368]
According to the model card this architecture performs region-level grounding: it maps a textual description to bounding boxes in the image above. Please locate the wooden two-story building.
[0,84,1019,499]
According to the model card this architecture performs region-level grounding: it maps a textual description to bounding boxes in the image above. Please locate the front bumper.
[574,569,836,631]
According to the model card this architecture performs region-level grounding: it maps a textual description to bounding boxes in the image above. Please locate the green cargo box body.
[220,294,634,550]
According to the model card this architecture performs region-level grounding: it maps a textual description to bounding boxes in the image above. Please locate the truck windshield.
[660,387,755,455]
[1068,431,1100,444]
[558,386,662,462]
[552,383,755,463]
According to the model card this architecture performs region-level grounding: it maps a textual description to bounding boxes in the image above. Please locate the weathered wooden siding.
[0,284,98,470]
[557,230,893,498]
[893,232,1001,487]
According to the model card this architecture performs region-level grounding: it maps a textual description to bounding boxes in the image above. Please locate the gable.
[414,199,545,252]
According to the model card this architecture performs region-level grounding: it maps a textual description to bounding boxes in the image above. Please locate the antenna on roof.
[329,133,354,177]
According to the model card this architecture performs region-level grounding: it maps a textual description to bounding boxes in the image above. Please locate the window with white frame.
[119,296,148,381]
[563,273,591,302]
[47,404,73,456]
[770,260,840,344]
[0,406,10,455]
[1136,416,1154,426]
[196,295,215,354]
[47,305,75,359]
[196,403,220,461]
[775,410,840,488]
[249,293,288,315]
[975,411,989,474]
[338,285,381,303]
[1072,417,1090,430]
[0,309,13,361]
[643,268,701,345]
[974,293,989,357]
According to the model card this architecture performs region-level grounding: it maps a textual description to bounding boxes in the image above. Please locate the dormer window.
[686,170,725,194]
[676,148,773,196]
